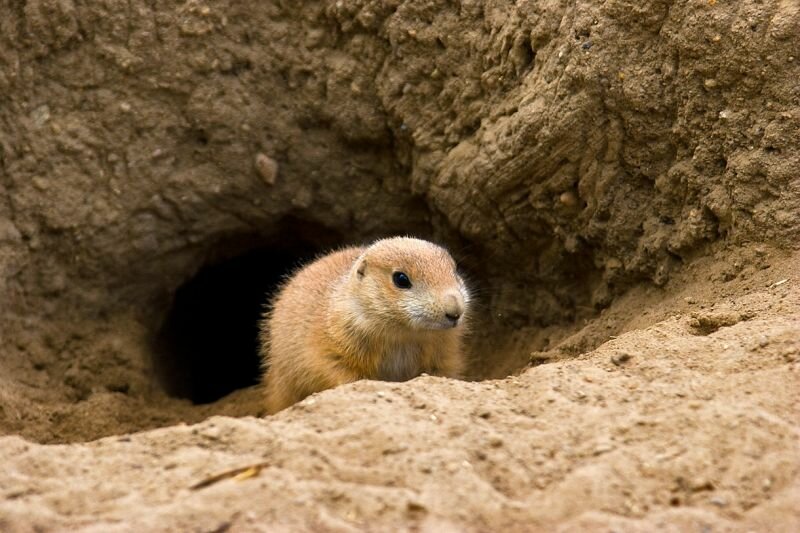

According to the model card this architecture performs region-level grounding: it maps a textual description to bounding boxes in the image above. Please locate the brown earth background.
[1,0,799,531]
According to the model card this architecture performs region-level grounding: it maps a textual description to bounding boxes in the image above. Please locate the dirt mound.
[1,0,799,530]
[2,254,798,531]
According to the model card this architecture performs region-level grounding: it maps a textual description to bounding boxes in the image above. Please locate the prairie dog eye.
[392,271,412,289]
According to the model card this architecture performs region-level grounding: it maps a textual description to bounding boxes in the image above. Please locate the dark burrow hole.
[154,240,324,405]
[152,221,534,405]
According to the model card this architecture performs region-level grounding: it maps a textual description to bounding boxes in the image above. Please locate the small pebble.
[611,352,631,366]
[32,177,49,191]
[710,496,727,507]
[689,477,714,491]
[593,443,615,455]
[254,153,278,185]
[31,105,51,127]
[559,191,578,207]
[406,501,426,513]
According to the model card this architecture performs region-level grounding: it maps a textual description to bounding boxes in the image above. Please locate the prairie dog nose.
[444,292,465,322]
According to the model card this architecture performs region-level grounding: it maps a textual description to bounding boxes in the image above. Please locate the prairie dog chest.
[378,343,422,382]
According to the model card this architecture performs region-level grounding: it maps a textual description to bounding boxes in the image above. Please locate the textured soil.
[1,0,799,531]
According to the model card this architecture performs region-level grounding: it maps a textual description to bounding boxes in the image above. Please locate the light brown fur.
[260,237,469,414]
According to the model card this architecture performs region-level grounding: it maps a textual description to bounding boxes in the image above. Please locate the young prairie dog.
[259,237,469,414]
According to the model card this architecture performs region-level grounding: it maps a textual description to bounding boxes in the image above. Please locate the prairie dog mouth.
[410,314,463,330]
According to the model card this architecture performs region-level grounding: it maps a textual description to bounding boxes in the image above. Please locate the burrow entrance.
[153,237,327,404]
[150,230,586,405]
[151,230,506,405]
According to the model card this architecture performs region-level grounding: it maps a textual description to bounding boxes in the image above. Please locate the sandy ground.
[1,248,798,531]
[1,0,799,530]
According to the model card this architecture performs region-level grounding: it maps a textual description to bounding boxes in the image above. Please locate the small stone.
[689,477,714,491]
[684,296,696,304]
[32,177,49,191]
[611,352,631,366]
[30,105,51,127]
[119,102,132,112]
[593,443,615,455]
[559,191,578,207]
[254,153,278,185]
[704,78,718,89]
[710,496,728,507]
[406,501,426,513]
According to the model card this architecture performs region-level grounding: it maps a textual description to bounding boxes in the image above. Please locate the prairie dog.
[260,237,469,414]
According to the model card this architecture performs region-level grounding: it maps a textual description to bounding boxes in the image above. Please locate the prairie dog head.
[350,237,469,331]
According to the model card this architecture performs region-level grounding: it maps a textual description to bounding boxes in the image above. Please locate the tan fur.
[259,237,469,414]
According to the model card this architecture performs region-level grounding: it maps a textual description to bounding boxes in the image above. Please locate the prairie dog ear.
[356,258,367,278]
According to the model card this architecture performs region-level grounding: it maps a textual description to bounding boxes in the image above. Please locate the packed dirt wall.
[1,0,798,531]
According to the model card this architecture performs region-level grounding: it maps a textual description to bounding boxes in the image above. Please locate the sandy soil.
[1,248,798,531]
[1,0,799,530]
